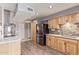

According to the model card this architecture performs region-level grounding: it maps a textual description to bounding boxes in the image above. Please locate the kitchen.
[0,3,79,55]
[30,3,79,55]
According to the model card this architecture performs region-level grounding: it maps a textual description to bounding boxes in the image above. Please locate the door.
[25,23,31,41]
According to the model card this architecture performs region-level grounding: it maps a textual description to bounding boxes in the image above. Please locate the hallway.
[21,41,64,55]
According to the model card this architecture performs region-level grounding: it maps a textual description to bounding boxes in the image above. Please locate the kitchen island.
[0,36,21,55]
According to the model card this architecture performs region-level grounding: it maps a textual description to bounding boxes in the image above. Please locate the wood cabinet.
[48,19,53,28]
[58,16,65,25]
[50,36,59,50]
[31,21,36,44]
[57,38,65,53]
[46,35,51,47]
[48,13,78,29]
[52,18,59,29]
[54,38,59,49]
[50,36,55,48]
[46,35,79,55]
[51,37,65,53]
[0,41,21,55]
[78,41,79,55]
[65,39,78,55]
[64,14,77,23]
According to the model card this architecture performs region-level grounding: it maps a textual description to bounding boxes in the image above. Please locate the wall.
[24,23,31,41]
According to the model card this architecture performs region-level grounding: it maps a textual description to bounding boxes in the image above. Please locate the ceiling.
[0,3,16,11]
[24,3,79,19]
[0,3,79,22]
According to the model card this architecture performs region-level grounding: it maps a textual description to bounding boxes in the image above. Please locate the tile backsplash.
[49,22,79,36]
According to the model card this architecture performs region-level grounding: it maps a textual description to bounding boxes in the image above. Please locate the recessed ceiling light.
[49,5,53,8]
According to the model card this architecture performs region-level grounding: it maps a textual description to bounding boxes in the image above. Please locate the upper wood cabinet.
[52,18,59,29]
[65,39,78,55]
[31,21,37,45]
[48,13,78,29]
[64,14,77,23]
[58,16,65,25]
[48,19,53,28]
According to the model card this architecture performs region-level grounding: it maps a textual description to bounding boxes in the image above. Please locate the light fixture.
[49,5,53,8]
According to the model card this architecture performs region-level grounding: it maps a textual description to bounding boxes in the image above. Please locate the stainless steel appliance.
[4,23,16,37]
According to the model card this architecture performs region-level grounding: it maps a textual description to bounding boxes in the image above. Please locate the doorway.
[24,23,31,41]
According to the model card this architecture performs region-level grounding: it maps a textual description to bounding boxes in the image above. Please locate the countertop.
[0,36,21,44]
[46,34,79,40]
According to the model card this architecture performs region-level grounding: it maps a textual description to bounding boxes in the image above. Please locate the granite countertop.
[0,36,21,44]
[46,34,79,40]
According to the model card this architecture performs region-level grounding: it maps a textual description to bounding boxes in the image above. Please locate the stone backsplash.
[49,22,79,36]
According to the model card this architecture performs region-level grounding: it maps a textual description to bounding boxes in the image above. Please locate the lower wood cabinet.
[78,41,79,55]
[46,36,51,47]
[46,35,79,55]
[54,38,59,49]
[50,37,56,49]
[65,39,78,55]
[57,38,65,53]
[0,41,21,55]
[50,36,59,50]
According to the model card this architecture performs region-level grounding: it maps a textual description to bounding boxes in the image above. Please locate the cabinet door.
[70,13,77,23]
[52,19,55,28]
[54,38,59,49]
[65,40,78,55]
[48,20,53,28]
[50,37,55,49]
[58,16,65,25]
[58,38,65,53]
[78,41,79,55]
[0,43,9,54]
[51,37,58,49]
[64,14,76,23]
[52,18,59,29]
[48,20,50,28]
[46,36,51,47]
[31,22,36,44]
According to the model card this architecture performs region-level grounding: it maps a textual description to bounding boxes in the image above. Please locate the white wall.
[24,23,31,41]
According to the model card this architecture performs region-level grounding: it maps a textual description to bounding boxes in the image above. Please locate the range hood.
[14,4,35,22]
[4,9,16,37]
